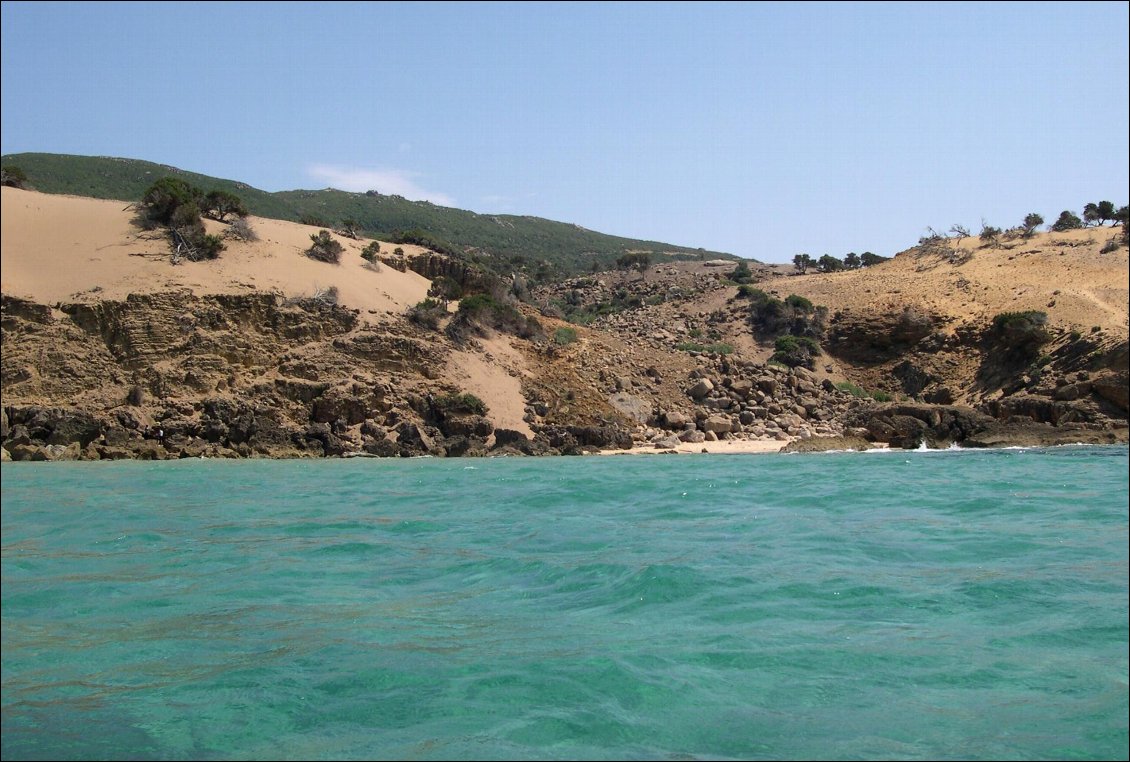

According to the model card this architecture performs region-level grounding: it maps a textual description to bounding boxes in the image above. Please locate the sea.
[2,445,1127,761]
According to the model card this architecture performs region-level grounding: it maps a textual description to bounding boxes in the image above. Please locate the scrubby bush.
[360,241,382,267]
[1,165,29,188]
[675,341,734,355]
[770,335,820,369]
[991,310,1051,355]
[141,177,204,225]
[432,392,488,417]
[429,275,463,302]
[306,230,344,264]
[300,213,332,228]
[784,294,813,312]
[227,216,259,242]
[139,178,246,261]
[979,221,1002,246]
[447,293,543,340]
[748,290,825,340]
[407,298,447,330]
[729,260,753,284]
[554,326,578,345]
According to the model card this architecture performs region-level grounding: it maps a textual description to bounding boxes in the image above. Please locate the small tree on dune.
[201,190,249,222]
[1083,201,1117,226]
[1050,210,1083,232]
[1021,213,1043,237]
[816,254,844,273]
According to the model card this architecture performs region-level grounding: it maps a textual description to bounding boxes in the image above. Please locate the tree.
[616,252,651,272]
[201,190,248,222]
[1021,213,1044,237]
[1,165,29,188]
[816,254,844,273]
[860,252,888,267]
[1116,206,1130,245]
[1050,210,1083,232]
[1094,201,1117,226]
[792,253,813,274]
[843,252,861,270]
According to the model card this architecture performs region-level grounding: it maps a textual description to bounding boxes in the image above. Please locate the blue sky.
[2,1,1127,263]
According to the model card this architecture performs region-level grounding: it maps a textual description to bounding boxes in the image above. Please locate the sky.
[2,1,1127,263]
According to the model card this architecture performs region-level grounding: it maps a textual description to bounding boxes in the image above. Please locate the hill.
[0,153,739,279]
[1,184,1126,462]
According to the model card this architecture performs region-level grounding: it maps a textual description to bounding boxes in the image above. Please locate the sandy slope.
[770,228,1129,340]
[0,187,432,316]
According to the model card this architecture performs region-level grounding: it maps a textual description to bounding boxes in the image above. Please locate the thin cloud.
[307,164,455,206]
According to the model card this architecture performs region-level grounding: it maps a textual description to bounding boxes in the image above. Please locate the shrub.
[306,230,344,264]
[300,213,332,228]
[991,310,1051,353]
[311,285,339,306]
[554,326,578,345]
[979,221,1002,246]
[361,241,381,265]
[407,298,447,330]
[1,165,29,188]
[227,216,259,242]
[141,177,204,225]
[429,275,463,302]
[784,294,813,312]
[433,392,488,417]
[448,293,542,340]
[770,335,820,369]
[729,260,753,284]
[675,341,733,355]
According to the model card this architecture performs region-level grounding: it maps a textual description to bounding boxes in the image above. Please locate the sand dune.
[0,187,433,318]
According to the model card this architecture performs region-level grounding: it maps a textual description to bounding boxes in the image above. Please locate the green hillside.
[2,153,740,279]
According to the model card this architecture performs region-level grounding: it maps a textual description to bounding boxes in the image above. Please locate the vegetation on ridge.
[1,152,739,281]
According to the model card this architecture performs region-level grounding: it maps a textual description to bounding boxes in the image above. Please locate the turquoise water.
[2,446,1127,761]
